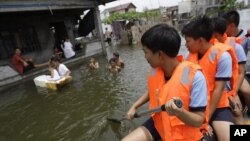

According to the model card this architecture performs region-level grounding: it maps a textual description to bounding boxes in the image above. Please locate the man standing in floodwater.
[105,27,112,46]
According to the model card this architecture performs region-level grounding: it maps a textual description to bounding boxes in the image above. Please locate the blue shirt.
[234,43,247,64]
[216,52,233,91]
[189,71,208,111]
[185,51,232,92]
[215,52,232,80]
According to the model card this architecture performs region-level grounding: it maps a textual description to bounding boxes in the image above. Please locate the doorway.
[49,22,68,50]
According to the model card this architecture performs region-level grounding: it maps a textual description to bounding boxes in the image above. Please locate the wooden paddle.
[107,99,182,124]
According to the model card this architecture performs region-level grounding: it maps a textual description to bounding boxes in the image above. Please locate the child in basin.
[47,61,61,81]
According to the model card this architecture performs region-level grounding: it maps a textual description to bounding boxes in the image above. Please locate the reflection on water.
[0,9,250,141]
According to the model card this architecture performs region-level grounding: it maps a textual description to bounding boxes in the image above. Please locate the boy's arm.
[64,70,71,77]
[126,91,149,119]
[236,64,245,91]
[95,63,99,68]
[209,52,232,119]
[60,64,71,77]
[235,43,247,91]
[209,81,226,119]
[51,70,55,78]
[175,109,205,127]
[15,55,28,66]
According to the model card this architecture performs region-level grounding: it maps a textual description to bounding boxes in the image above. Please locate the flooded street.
[0,8,250,141]
[0,44,150,141]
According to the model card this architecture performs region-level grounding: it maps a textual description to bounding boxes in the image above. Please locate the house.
[165,6,178,24]
[0,0,115,91]
[101,2,136,18]
[100,2,136,33]
[178,0,223,19]
[0,0,115,64]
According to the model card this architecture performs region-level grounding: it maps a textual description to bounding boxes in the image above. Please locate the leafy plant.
[102,10,159,24]
[219,0,236,12]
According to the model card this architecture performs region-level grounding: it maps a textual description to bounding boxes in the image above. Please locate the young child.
[50,57,71,77]
[47,61,61,81]
[108,52,124,68]
[89,57,99,70]
[122,24,208,141]
[108,58,121,73]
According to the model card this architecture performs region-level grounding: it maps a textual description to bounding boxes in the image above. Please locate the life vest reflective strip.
[148,61,204,141]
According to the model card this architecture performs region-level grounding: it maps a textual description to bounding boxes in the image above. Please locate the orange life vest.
[224,34,241,47]
[148,61,205,141]
[211,36,239,97]
[188,43,237,107]
[236,33,249,54]
[238,35,247,45]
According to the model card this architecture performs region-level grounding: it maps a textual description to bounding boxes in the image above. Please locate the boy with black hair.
[223,10,250,118]
[122,24,208,141]
[182,16,234,141]
[222,10,250,55]
[108,52,124,68]
[212,17,247,124]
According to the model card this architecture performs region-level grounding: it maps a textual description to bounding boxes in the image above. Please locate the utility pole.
[195,0,198,17]
[149,0,153,9]
[158,0,161,8]
[192,0,198,17]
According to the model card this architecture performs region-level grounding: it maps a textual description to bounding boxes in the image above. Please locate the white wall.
[178,1,192,14]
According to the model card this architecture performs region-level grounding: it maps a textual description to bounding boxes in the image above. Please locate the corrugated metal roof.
[0,0,116,13]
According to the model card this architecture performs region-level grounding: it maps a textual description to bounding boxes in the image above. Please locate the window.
[0,26,40,60]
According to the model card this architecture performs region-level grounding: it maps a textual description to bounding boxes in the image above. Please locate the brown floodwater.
[0,8,249,141]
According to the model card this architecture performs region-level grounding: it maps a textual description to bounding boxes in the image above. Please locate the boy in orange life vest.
[222,10,250,117]
[182,16,234,141]
[212,17,247,124]
[222,10,250,55]
[121,24,208,141]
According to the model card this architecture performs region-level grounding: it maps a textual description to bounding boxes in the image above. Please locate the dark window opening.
[0,26,41,60]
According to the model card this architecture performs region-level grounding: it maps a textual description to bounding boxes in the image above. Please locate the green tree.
[220,0,237,12]
[206,0,242,16]
[102,10,159,24]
